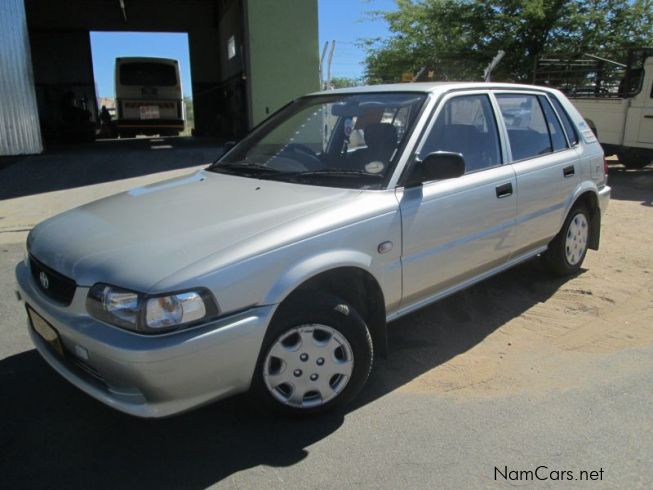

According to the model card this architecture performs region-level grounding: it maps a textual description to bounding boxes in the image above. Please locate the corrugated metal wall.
[0,0,43,155]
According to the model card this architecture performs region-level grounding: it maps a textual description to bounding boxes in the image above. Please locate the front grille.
[29,255,76,306]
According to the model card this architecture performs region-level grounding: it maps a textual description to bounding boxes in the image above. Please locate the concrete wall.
[191,0,248,138]
[245,0,319,126]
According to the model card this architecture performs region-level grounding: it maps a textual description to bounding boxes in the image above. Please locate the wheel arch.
[265,260,388,357]
[567,187,601,250]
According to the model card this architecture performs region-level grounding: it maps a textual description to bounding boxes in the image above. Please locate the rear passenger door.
[495,92,580,257]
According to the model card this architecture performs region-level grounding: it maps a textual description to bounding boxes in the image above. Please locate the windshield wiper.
[275,169,385,180]
[207,161,281,175]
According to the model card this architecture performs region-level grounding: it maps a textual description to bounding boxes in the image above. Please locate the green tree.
[330,76,362,89]
[364,0,653,83]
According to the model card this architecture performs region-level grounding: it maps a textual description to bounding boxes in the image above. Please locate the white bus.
[114,57,185,137]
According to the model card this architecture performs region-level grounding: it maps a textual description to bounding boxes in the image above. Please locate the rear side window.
[538,95,568,152]
[421,94,502,173]
[549,96,579,146]
[496,94,552,160]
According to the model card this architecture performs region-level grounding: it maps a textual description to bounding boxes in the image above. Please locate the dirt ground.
[382,163,653,400]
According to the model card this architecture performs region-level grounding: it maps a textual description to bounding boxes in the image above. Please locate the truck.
[535,48,653,169]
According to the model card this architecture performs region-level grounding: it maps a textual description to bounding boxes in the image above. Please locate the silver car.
[16,82,611,417]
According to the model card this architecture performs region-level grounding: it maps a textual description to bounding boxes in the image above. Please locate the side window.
[421,94,502,173]
[549,96,579,146]
[496,94,552,160]
[538,95,568,151]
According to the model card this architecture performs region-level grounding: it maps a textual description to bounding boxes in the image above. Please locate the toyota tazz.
[16,82,610,417]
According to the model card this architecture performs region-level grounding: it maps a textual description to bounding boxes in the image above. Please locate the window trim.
[537,94,570,154]
[412,90,506,176]
[546,94,580,148]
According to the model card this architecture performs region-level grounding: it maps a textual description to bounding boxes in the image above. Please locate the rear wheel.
[544,204,590,276]
[251,292,373,416]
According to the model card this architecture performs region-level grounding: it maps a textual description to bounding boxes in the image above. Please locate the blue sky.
[318,0,396,80]
[90,32,193,98]
[90,0,396,98]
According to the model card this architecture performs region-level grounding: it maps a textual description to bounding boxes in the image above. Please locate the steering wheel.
[280,143,323,170]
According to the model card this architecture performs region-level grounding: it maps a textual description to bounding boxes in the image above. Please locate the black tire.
[617,149,652,169]
[250,291,373,416]
[544,204,590,276]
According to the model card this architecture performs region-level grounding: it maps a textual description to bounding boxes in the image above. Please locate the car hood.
[28,170,362,291]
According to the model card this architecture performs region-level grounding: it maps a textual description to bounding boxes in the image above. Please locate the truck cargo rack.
[534,48,653,99]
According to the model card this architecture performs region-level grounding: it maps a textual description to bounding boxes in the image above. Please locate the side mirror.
[408,151,465,185]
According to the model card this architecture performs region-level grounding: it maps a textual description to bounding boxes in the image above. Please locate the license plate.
[139,105,160,120]
[26,305,64,357]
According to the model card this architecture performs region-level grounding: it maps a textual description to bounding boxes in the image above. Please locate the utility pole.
[319,41,329,90]
[326,40,336,90]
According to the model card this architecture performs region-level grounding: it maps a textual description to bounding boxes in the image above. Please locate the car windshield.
[208,92,427,189]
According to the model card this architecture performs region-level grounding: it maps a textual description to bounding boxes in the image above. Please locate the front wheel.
[251,292,373,416]
[544,204,590,276]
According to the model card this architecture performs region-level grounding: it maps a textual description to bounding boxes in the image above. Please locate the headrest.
[364,123,397,149]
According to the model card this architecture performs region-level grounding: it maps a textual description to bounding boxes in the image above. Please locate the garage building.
[0,0,319,156]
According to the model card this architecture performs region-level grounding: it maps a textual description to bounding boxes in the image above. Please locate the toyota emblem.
[39,271,49,289]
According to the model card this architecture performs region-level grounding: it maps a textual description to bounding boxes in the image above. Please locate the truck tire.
[617,149,652,170]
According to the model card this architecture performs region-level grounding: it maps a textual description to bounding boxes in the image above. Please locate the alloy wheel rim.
[263,324,354,408]
[565,212,588,266]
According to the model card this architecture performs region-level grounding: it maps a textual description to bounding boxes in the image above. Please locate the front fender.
[262,249,377,306]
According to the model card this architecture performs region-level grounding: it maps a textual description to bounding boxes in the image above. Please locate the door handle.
[496,182,513,198]
[563,165,575,177]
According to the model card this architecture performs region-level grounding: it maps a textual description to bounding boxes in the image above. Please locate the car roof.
[310,81,559,97]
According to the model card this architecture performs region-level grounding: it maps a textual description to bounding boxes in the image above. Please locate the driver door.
[398,92,517,308]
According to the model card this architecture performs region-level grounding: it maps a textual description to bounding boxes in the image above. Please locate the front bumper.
[16,261,274,418]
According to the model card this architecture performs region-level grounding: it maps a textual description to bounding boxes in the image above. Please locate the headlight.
[87,284,218,333]
[145,292,207,330]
